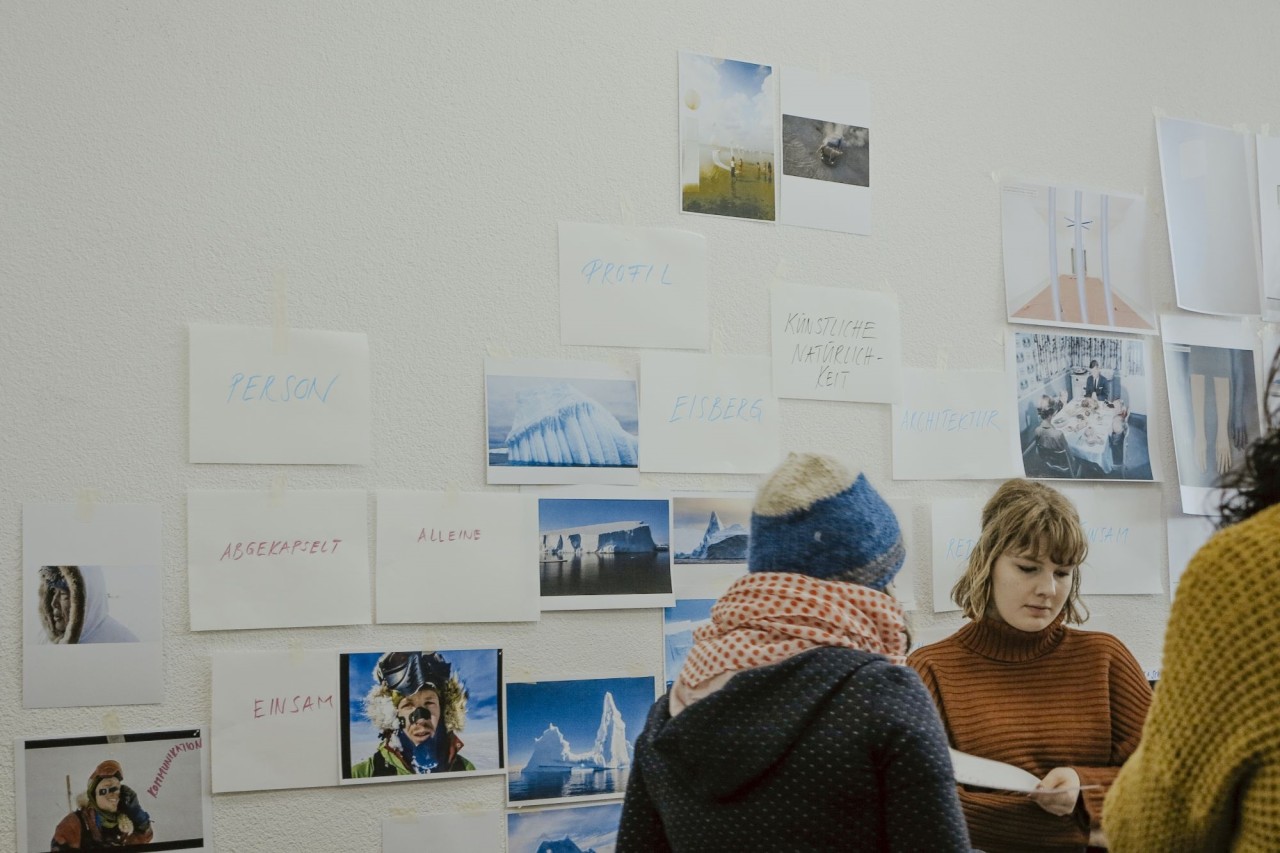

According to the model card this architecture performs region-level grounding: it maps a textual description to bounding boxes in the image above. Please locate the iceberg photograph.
[505,675,656,806]
[672,495,750,565]
[538,496,673,609]
[506,801,622,853]
[663,598,715,689]
[486,358,640,487]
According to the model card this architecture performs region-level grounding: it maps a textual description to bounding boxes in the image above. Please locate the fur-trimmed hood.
[364,672,468,736]
[38,565,137,644]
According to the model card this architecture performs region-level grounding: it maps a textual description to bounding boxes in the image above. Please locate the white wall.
[3,2,1277,849]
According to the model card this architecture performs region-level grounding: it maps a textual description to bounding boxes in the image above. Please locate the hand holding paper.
[949,749,1100,797]
[1027,766,1081,816]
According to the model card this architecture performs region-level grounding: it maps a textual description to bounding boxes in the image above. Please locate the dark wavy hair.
[1217,345,1280,528]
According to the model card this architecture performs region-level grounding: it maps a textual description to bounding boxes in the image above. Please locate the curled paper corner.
[273,271,290,356]
[102,711,125,745]
[288,639,305,665]
[76,489,101,522]
[270,473,288,507]
[618,193,637,227]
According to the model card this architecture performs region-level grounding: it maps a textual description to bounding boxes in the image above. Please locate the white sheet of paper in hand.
[949,748,1041,793]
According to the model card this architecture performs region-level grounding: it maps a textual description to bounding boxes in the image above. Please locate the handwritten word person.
[51,760,152,850]
[350,651,474,777]
[1104,345,1280,850]
[618,453,970,851]
[908,480,1151,852]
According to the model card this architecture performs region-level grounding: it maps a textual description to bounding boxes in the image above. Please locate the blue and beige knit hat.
[747,452,905,590]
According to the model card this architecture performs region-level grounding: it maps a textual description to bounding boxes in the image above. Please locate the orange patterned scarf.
[678,571,909,695]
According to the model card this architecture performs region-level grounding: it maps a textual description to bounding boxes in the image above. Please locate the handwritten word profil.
[418,528,481,543]
[668,395,764,424]
[226,373,340,403]
[220,539,343,560]
[580,260,675,286]
[900,409,1000,432]
[253,694,334,718]
[148,738,201,798]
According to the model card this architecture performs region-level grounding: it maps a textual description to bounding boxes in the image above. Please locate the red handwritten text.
[417,528,481,543]
[253,694,335,718]
[147,738,202,798]
[220,539,343,560]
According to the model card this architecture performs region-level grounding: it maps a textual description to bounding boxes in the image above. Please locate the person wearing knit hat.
[618,452,971,852]
[50,759,153,849]
[1104,345,1280,851]
[907,479,1152,853]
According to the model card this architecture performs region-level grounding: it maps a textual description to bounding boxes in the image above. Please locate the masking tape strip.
[445,481,461,505]
[1233,122,1251,134]
[76,489,100,523]
[1262,123,1271,137]
[773,258,789,283]
[388,807,417,823]
[619,193,636,227]
[273,271,289,356]
[710,327,726,356]
[711,38,728,60]
[103,711,125,745]
[288,638,305,666]
[485,343,513,361]
[936,349,949,371]
[270,473,287,507]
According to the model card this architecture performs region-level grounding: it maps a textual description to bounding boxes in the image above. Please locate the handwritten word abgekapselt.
[220,539,343,560]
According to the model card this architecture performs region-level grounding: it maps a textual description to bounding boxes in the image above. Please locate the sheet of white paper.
[535,487,675,610]
[559,222,708,349]
[1257,135,1280,321]
[376,491,539,624]
[189,324,370,464]
[383,812,503,852]
[188,490,370,630]
[486,357,640,486]
[16,727,212,853]
[929,497,987,613]
[1166,514,1217,600]
[892,369,1022,480]
[1156,118,1262,316]
[885,498,918,611]
[640,352,780,473]
[670,492,751,599]
[1160,314,1264,515]
[1057,485,1164,595]
[22,503,163,709]
[949,748,1042,793]
[1000,180,1154,334]
[211,650,339,792]
[771,282,902,403]
[779,66,871,235]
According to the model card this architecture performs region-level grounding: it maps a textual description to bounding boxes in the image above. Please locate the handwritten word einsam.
[253,694,334,718]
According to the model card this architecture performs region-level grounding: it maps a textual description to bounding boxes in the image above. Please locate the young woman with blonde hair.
[908,479,1152,853]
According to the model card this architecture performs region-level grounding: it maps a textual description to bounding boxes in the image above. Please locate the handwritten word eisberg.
[668,395,764,424]
[220,539,343,560]
[253,694,334,718]
[418,528,481,543]
[945,537,976,560]
[147,738,201,798]
[226,373,340,403]
[580,260,675,286]
[1085,525,1130,545]
[899,409,1001,432]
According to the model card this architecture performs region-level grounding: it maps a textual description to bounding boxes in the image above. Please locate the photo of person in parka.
[617,452,972,852]
[50,759,152,850]
[349,651,475,777]
[38,565,139,644]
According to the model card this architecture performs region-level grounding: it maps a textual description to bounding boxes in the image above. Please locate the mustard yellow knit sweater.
[1103,502,1280,851]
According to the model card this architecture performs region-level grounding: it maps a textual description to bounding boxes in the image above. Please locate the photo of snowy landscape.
[538,497,673,604]
[505,676,656,806]
[672,495,750,565]
[507,801,622,853]
[485,359,640,486]
[664,598,715,689]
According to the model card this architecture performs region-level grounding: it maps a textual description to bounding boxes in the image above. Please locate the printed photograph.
[781,114,869,186]
[538,496,673,607]
[679,51,776,222]
[339,649,503,784]
[486,358,640,486]
[507,801,623,853]
[672,495,750,565]
[505,676,657,806]
[1001,181,1154,333]
[16,728,209,853]
[1012,332,1156,482]
[29,565,159,646]
[664,599,715,689]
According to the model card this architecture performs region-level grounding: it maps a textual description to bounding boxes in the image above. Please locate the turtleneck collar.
[954,609,1068,663]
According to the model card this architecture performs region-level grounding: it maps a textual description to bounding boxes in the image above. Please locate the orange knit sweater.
[908,614,1152,853]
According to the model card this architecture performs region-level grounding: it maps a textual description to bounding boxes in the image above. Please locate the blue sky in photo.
[487,375,639,445]
[538,498,669,544]
[664,598,715,628]
[506,676,656,768]
[507,802,622,853]
[713,56,772,98]
[345,649,501,728]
